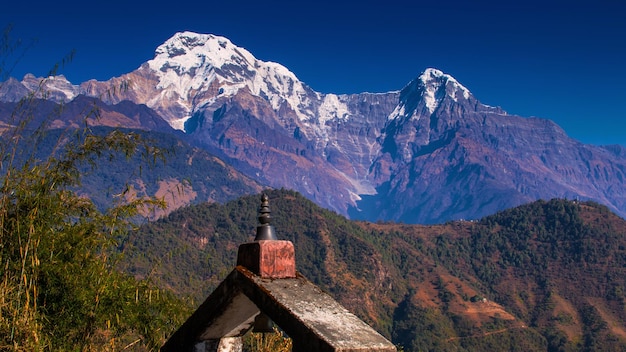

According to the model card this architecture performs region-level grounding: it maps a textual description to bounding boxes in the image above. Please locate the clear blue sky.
[2,0,625,146]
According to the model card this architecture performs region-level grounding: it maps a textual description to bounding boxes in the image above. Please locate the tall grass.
[243,328,292,352]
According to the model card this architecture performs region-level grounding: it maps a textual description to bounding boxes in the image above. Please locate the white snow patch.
[387,104,407,120]
[170,116,190,131]
[318,94,350,125]
[422,83,441,114]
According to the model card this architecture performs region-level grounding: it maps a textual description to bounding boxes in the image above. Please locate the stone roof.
[162,265,396,351]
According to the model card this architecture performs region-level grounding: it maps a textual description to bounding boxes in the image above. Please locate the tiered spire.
[254,194,277,241]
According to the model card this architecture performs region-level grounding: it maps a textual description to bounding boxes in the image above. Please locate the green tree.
[0,26,190,351]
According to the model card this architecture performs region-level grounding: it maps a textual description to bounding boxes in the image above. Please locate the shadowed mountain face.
[2,31,625,223]
[352,72,626,223]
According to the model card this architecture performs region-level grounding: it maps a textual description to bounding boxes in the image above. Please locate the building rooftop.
[161,194,396,352]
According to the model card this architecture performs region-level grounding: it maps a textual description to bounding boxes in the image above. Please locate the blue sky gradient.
[2,0,625,146]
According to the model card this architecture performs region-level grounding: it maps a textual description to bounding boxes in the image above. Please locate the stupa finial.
[254,193,277,241]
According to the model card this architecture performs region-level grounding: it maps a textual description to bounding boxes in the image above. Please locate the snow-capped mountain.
[140,32,313,130]
[387,68,472,121]
[21,32,351,143]
[3,31,626,224]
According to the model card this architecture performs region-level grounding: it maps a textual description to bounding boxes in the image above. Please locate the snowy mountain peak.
[418,68,467,91]
[151,32,255,75]
[387,68,473,120]
[419,68,446,81]
[146,31,314,130]
[418,68,471,112]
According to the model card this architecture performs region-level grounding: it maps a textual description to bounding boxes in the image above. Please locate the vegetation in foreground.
[0,30,192,348]
[0,115,192,350]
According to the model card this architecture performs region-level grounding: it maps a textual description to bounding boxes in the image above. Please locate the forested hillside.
[125,190,626,351]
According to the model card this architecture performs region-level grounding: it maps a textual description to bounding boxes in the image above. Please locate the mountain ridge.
[2,31,625,224]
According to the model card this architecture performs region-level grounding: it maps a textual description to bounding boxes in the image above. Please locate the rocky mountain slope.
[2,31,625,223]
[0,97,263,217]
